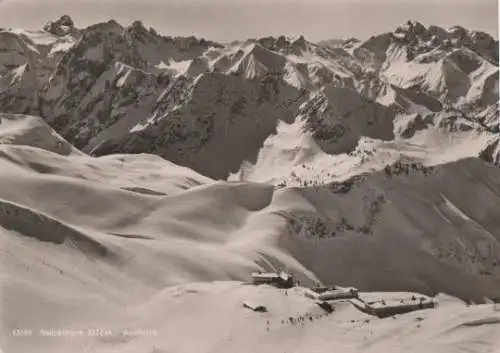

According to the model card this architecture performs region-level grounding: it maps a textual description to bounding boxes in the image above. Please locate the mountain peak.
[125,20,154,42]
[448,25,468,36]
[250,34,311,56]
[394,20,429,40]
[43,15,76,36]
[84,19,123,34]
[405,20,427,33]
[128,20,150,35]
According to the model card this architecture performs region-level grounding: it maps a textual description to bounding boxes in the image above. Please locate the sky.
[0,0,498,42]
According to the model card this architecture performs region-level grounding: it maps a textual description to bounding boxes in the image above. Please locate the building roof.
[251,272,280,279]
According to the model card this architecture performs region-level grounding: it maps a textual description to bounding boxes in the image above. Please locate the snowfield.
[1,113,500,353]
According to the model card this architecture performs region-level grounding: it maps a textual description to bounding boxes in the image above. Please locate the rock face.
[480,137,500,165]
[0,18,498,178]
[87,72,301,179]
[300,86,396,154]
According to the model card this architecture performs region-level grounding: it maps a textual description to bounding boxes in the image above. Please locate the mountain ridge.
[1,16,498,181]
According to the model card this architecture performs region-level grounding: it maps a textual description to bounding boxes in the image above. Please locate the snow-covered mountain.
[1,16,499,353]
[1,16,498,179]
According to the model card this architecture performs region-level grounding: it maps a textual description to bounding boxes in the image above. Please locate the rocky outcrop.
[480,138,500,166]
[43,15,76,36]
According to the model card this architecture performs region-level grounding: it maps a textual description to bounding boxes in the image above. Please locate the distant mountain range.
[0,16,498,180]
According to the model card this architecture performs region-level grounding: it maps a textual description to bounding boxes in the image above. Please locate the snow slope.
[4,280,500,353]
[1,120,499,353]
[231,114,497,187]
[0,113,83,156]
